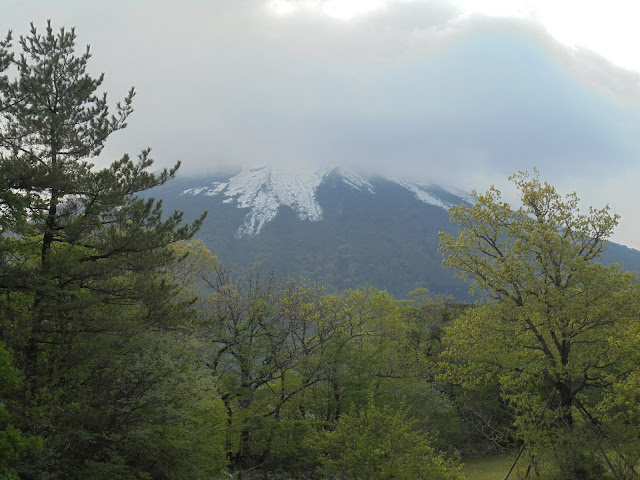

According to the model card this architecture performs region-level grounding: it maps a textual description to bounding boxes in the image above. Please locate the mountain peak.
[181,166,462,237]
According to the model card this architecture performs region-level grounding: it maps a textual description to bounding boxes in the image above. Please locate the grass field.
[461,454,621,480]
[461,453,625,479]
[461,454,519,480]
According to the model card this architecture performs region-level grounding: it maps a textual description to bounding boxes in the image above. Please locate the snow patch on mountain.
[206,182,228,196]
[440,184,475,204]
[231,168,325,236]
[391,180,452,209]
[333,169,375,193]
[182,186,208,196]
[182,167,325,236]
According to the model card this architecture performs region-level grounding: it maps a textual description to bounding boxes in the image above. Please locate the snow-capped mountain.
[152,167,640,300]
[179,166,469,238]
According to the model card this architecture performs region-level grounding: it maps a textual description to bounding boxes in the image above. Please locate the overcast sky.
[4,1,640,248]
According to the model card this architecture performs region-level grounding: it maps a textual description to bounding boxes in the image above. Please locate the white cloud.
[266,0,387,20]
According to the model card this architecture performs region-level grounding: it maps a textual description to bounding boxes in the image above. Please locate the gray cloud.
[3,1,640,247]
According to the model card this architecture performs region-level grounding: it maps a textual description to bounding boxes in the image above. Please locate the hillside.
[152,167,640,300]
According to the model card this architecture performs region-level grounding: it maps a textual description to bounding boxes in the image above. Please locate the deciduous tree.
[438,170,639,477]
[311,395,463,480]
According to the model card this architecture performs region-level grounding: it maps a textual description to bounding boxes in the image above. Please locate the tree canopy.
[0,21,212,478]
[439,170,640,478]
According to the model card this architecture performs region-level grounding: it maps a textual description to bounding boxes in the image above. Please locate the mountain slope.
[152,167,640,300]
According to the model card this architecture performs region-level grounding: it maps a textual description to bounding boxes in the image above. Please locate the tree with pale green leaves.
[438,170,640,478]
[311,395,463,480]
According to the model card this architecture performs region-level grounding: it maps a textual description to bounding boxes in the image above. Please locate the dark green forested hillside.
[152,172,640,301]
[151,173,473,300]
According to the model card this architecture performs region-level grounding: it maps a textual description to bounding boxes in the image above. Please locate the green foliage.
[187,247,466,477]
[395,291,476,452]
[438,170,640,476]
[195,262,336,473]
[0,21,216,479]
[311,396,463,480]
[0,341,40,480]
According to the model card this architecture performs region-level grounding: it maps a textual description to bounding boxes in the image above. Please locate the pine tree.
[0,21,207,477]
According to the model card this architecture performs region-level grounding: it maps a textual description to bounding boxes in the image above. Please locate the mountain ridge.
[178,166,471,237]
[152,167,640,300]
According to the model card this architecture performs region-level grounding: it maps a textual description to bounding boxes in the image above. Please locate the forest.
[2,21,640,480]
